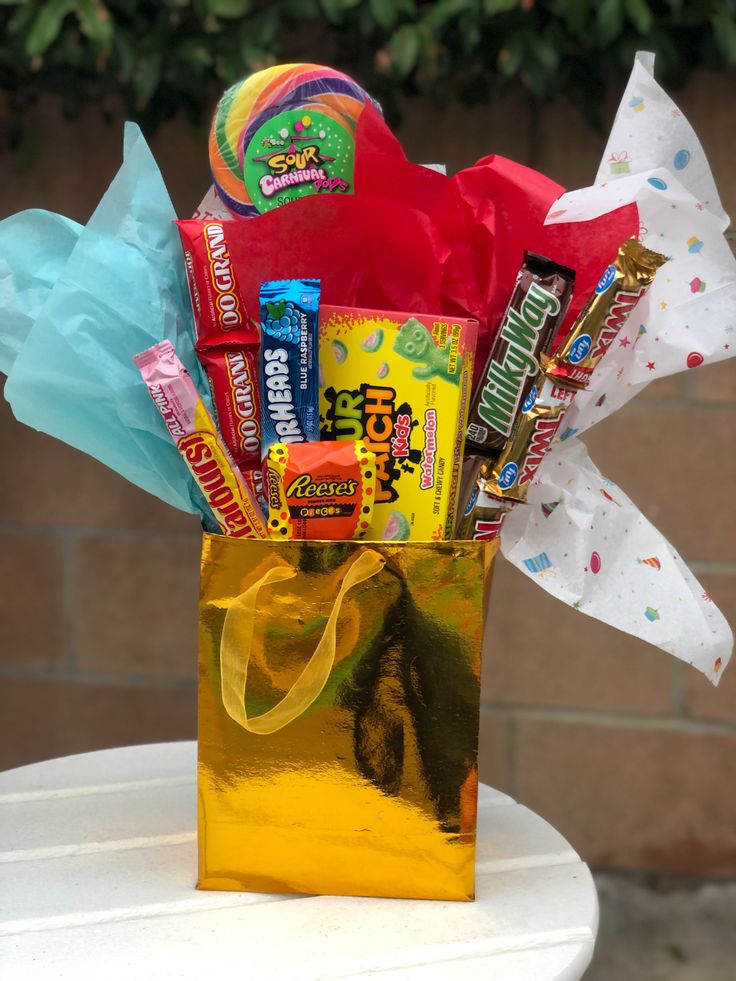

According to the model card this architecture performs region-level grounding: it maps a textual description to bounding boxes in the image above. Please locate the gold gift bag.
[198,532,495,901]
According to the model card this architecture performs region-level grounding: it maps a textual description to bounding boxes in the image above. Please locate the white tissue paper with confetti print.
[500,51,735,684]
[501,441,732,685]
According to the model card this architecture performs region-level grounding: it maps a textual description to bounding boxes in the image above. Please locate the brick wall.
[1,70,735,876]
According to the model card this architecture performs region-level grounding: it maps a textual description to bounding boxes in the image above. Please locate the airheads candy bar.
[544,239,667,389]
[266,439,376,540]
[176,220,262,481]
[455,457,515,542]
[260,278,320,459]
[319,305,477,541]
[134,340,267,540]
[466,253,575,455]
[485,374,577,503]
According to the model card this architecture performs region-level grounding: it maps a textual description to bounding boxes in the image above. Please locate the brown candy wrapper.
[198,533,496,900]
[543,238,667,389]
[466,252,575,454]
[484,375,577,504]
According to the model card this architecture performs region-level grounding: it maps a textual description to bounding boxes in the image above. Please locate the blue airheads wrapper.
[260,278,320,458]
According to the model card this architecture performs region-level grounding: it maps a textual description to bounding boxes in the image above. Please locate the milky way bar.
[466,253,575,455]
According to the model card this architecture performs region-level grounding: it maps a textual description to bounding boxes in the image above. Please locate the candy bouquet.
[0,54,734,901]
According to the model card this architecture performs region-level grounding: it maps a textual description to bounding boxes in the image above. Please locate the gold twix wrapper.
[484,375,576,503]
[456,456,516,541]
[543,238,667,390]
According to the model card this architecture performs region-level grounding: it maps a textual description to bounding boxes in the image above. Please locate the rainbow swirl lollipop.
[209,63,383,217]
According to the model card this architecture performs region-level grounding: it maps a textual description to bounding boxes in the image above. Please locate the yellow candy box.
[319,305,478,540]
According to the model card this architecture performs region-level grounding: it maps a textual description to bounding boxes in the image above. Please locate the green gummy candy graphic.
[331,339,348,363]
[361,328,384,352]
[376,361,389,378]
[383,510,410,541]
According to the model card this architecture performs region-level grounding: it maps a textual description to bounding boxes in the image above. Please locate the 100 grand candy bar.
[177,220,263,495]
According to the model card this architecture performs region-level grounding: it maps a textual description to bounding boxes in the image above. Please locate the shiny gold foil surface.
[198,532,496,901]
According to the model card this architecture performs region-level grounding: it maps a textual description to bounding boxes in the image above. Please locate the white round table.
[0,742,597,980]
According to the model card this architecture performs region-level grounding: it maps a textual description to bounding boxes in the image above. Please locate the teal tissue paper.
[0,211,81,376]
[1,123,213,520]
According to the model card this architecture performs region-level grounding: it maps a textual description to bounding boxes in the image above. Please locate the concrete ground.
[587,872,736,980]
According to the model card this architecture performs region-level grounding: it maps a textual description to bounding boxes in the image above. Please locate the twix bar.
[484,374,576,503]
[543,238,667,389]
[455,456,516,541]
[466,252,575,455]
[484,238,667,504]
[134,340,267,539]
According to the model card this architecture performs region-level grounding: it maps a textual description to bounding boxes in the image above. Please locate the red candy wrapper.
[178,219,254,342]
[177,220,262,485]
[134,340,267,540]
[198,347,260,464]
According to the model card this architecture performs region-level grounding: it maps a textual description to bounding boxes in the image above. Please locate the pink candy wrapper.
[134,340,267,539]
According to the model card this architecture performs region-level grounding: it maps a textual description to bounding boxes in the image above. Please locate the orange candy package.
[265,440,376,540]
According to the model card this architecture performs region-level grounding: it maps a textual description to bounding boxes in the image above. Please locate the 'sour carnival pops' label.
[244,110,354,214]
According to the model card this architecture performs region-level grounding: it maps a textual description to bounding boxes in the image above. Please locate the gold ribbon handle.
[220,549,385,734]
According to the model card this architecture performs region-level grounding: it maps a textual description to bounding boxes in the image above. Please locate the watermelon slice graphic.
[383,510,410,541]
[331,339,348,363]
[361,328,384,352]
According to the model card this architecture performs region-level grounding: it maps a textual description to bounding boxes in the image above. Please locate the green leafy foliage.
[0,0,734,138]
